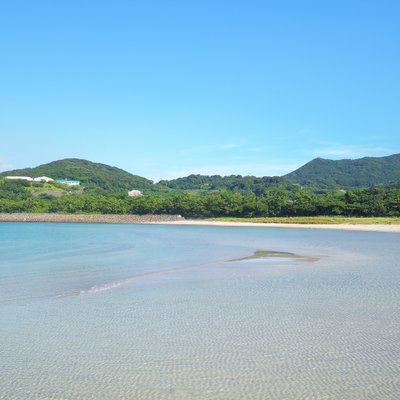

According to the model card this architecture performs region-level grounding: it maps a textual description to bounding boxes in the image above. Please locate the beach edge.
[1,213,400,233]
[155,219,400,233]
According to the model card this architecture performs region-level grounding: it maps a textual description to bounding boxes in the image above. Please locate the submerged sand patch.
[228,250,319,263]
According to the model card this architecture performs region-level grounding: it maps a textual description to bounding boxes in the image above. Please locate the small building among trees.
[5,176,33,181]
[128,190,143,197]
[56,179,80,186]
[33,176,54,182]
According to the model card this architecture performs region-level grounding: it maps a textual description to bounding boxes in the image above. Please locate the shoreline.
[1,213,400,233]
[157,219,400,233]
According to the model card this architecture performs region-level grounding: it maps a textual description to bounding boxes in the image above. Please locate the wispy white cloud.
[0,157,14,172]
[309,145,391,159]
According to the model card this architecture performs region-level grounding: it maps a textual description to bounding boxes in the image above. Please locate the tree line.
[1,179,399,217]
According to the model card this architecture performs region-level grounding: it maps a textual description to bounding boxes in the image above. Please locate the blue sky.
[1,1,399,181]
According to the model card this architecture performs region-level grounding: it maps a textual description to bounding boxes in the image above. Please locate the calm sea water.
[1,222,399,399]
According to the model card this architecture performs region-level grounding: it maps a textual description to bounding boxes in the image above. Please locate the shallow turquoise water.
[1,223,399,399]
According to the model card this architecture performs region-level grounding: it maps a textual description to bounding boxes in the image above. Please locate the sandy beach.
[157,219,400,233]
[1,213,400,233]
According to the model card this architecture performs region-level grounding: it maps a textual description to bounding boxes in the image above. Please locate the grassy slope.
[209,216,400,225]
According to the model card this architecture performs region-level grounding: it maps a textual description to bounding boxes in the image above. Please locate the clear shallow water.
[1,223,399,399]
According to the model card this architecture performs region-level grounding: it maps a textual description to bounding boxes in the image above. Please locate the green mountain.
[3,153,400,195]
[1,158,154,193]
[285,153,400,188]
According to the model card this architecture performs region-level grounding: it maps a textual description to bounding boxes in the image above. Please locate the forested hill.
[2,156,400,218]
[0,159,154,193]
[157,174,298,195]
[3,153,400,194]
[284,153,400,188]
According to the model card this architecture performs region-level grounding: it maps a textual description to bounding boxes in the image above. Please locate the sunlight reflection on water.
[1,223,399,399]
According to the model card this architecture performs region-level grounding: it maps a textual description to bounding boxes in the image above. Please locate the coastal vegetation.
[157,174,297,194]
[1,176,400,218]
[1,156,400,219]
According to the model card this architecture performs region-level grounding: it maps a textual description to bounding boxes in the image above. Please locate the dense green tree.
[1,177,400,217]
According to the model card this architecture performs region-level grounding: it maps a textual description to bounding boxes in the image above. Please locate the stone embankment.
[0,213,184,224]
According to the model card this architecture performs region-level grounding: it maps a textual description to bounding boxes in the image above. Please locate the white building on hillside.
[5,176,33,181]
[33,176,54,182]
[56,179,80,186]
[128,190,143,197]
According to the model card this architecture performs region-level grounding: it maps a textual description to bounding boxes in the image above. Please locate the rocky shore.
[0,213,184,224]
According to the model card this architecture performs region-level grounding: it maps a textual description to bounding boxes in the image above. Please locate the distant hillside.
[1,159,153,193]
[157,174,298,195]
[285,153,400,188]
[3,153,400,194]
